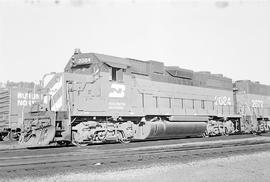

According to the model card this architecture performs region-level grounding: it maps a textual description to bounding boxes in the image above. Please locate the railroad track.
[0,133,266,154]
[0,135,268,158]
[1,137,270,179]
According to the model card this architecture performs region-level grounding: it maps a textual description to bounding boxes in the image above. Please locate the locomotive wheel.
[202,131,209,138]
[224,128,229,136]
[56,140,72,147]
[117,131,131,144]
[3,131,19,141]
[72,141,88,147]
[71,131,92,146]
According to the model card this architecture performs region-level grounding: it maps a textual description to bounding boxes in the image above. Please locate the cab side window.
[111,67,117,81]
[111,67,123,82]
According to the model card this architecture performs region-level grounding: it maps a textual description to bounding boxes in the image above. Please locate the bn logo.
[108,83,126,98]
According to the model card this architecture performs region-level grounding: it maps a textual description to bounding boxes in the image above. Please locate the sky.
[0,0,270,85]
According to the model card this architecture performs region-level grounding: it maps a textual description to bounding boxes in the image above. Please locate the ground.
[4,151,270,182]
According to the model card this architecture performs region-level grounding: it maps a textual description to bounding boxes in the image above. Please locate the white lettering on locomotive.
[75,57,91,65]
[214,96,232,106]
[108,83,126,98]
[108,102,126,110]
[251,100,263,108]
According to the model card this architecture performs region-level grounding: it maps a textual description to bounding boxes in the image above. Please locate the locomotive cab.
[19,50,134,146]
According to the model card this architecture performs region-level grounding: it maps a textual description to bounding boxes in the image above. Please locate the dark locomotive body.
[19,50,270,146]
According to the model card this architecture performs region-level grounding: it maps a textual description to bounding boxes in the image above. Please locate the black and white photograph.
[0,0,270,181]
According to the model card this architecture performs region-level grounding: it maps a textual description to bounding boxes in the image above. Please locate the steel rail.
[0,138,268,161]
[1,139,270,170]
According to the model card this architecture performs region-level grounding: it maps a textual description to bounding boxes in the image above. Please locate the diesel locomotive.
[18,49,270,146]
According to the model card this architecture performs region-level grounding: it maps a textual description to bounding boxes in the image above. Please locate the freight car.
[19,50,270,146]
[0,82,42,141]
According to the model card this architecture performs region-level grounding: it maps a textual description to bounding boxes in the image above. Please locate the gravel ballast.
[4,151,270,182]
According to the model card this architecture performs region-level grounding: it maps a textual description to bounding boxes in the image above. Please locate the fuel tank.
[133,116,208,140]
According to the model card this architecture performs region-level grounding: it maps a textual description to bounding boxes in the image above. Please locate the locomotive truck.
[18,49,270,146]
